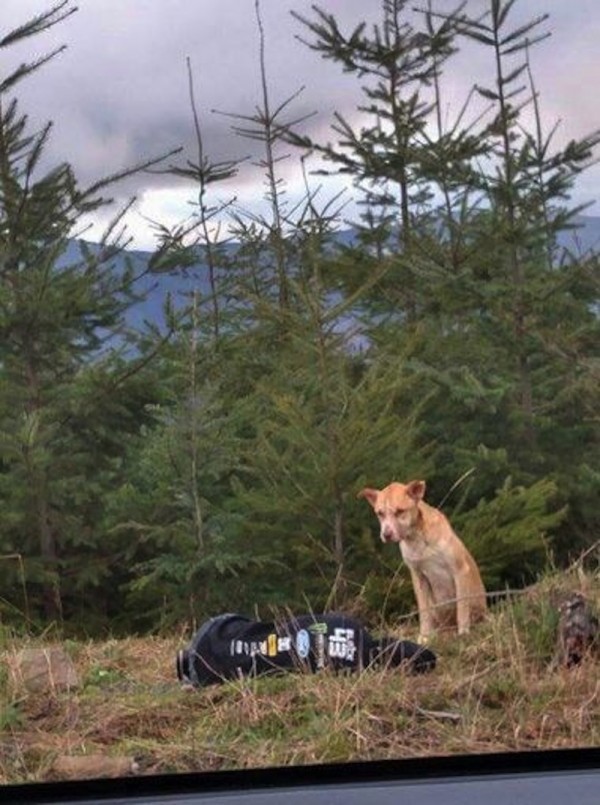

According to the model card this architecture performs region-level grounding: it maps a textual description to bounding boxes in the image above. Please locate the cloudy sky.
[1,0,599,250]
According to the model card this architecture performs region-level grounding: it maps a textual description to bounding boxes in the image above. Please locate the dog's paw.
[180,682,196,692]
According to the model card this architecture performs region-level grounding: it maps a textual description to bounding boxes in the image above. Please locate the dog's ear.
[406,480,426,501]
[357,487,379,507]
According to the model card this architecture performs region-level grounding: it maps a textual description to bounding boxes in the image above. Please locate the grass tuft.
[0,568,598,783]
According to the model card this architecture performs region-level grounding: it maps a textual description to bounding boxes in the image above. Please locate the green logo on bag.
[308,622,328,635]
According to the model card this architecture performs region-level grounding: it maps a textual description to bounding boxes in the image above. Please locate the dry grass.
[1,568,598,784]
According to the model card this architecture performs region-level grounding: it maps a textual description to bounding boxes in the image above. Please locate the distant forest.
[0,0,598,636]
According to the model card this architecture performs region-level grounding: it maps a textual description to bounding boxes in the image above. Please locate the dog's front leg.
[454,570,473,635]
[409,567,436,642]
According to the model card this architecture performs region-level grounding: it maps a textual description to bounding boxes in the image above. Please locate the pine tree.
[439,0,600,553]
[289,0,487,324]
[160,58,240,347]
[216,0,316,313]
[99,297,280,629]
[451,477,566,591]
[233,246,430,611]
[0,2,181,624]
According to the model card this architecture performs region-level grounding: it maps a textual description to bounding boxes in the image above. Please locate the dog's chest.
[400,539,455,598]
[399,537,436,566]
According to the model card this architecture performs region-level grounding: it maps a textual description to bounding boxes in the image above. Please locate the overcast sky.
[1,0,599,250]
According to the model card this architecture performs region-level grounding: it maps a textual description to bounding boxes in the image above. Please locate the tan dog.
[358,480,486,640]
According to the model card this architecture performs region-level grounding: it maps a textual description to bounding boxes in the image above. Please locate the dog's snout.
[382,526,395,543]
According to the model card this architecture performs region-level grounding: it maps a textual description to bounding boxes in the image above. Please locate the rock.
[555,592,599,668]
[14,646,80,693]
[52,755,139,780]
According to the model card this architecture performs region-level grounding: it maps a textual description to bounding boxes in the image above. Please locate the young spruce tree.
[0,2,181,626]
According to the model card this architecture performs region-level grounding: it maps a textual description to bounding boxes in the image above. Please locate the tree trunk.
[36,486,63,622]
[24,354,63,621]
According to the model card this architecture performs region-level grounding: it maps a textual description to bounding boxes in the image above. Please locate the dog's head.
[357,480,425,543]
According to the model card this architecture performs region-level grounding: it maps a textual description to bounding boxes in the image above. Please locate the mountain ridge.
[67,214,600,332]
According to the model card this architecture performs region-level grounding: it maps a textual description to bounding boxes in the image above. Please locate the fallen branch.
[414,706,462,723]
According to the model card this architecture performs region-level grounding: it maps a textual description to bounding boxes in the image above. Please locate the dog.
[358,480,486,640]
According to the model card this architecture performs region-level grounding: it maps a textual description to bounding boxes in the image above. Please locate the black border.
[1,746,599,803]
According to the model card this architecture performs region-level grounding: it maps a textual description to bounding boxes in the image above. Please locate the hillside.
[69,214,600,334]
[1,567,598,785]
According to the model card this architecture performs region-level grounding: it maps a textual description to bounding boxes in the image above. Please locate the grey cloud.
[0,0,598,227]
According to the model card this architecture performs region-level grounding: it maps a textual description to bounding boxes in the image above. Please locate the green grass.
[0,568,598,783]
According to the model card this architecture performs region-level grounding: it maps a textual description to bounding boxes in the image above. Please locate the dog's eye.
[376,510,385,518]
[394,508,405,516]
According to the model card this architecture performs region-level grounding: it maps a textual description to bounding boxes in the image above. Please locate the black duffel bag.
[176,612,436,687]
